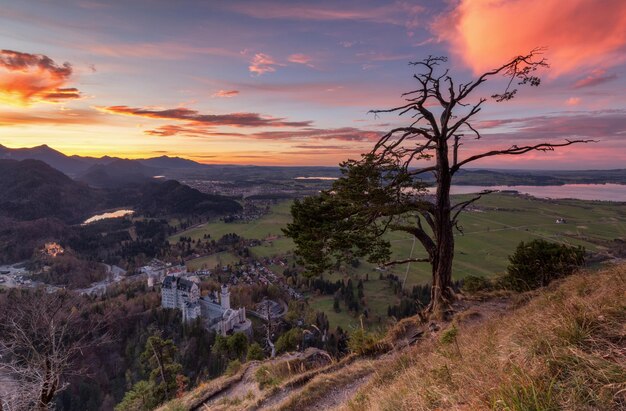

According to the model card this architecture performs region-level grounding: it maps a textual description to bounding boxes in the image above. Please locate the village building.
[42,242,64,257]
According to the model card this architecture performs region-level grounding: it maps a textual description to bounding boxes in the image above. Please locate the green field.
[172,194,626,330]
[186,251,242,271]
[170,201,293,243]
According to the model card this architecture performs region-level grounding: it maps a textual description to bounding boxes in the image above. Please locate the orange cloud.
[144,123,381,143]
[0,50,81,105]
[434,0,626,75]
[250,127,382,142]
[565,97,581,106]
[0,109,104,126]
[212,89,240,98]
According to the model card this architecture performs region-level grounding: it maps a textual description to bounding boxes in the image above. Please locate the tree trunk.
[429,218,455,318]
[427,140,456,319]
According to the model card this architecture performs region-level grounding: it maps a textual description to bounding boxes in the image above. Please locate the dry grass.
[341,263,626,411]
[272,360,374,410]
[156,362,253,411]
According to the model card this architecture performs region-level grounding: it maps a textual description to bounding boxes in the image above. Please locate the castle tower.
[220,284,230,310]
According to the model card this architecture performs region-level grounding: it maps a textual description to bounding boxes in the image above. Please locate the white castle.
[161,275,201,322]
[161,275,251,336]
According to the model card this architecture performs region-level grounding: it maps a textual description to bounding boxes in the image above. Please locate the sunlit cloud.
[0,109,104,126]
[212,89,240,98]
[565,97,581,106]
[433,0,626,75]
[572,69,618,89]
[477,110,626,141]
[0,50,81,105]
[291,144,350,149]
[97,105,312,127]
[287,54,314,67]
[249,53,281,75]
[143,123,381,143]
[144,125,246,137]
[250,127,382,142]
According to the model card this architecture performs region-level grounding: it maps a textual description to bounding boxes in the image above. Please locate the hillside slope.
[164,263,625,411]
[0,159,101,222]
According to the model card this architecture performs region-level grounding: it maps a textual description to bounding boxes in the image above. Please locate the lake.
[434,184,626,202]
[83,209,134,224]
[295,176,338,180]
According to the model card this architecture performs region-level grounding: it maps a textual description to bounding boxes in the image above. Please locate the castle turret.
[220,284,230,310]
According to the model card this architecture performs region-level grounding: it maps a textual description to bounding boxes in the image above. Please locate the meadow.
[171,193,626,330]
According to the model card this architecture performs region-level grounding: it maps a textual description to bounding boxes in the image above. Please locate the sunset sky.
[1,0,625,168]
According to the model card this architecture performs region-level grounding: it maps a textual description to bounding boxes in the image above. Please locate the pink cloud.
[287,53,313,66]
[249,53,281,75]
[143,123,382,143]
[250,127,382,142]
[433,0,626,75]
[212,89,240,98]
[565,97,581,106]
[572,69,618,89]
[97,105,311,128]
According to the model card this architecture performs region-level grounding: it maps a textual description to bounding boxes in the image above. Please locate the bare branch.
[452,140,596,173]
[383,257,430,266]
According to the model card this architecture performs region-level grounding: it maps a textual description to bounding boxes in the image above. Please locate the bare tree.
[369,49,593,316]
[0,289,110,410]
[286,49,592,319]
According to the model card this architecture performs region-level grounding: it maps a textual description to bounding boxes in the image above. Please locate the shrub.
[275,327,303,353]
[348,327,384,355]
[504,240,584,291]
[246,342,265,361]
[462,275,492,294]
[225,359,242,376]
[255,365,281,390]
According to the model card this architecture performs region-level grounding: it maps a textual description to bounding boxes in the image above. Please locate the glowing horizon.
[1,0,625,168]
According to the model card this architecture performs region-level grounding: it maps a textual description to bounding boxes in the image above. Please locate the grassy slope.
[163,264,625,411]
[171,194,626,330]
[341,263,626,411]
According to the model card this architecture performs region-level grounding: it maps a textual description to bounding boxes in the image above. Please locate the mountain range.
[2,143,625,186]
[0,144,204,179]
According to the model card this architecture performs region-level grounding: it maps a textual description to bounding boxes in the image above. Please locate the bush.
[255,365,281,389]
[504,240,584,291]
[225,359,242,376]
[246,342,265,361]
[462,275,492,294]
[348,328,384,355]
[275,327,303,354]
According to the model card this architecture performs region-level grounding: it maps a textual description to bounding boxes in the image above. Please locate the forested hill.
[0,159,241,224]
[117,180,242,217]
[0,159,102,222]
[447,168,626,186]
